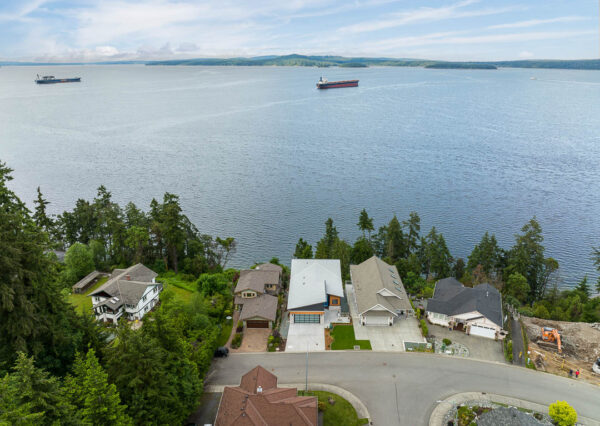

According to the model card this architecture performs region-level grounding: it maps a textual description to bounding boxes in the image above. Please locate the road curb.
[428,392,600,426]
[205,382,370,422]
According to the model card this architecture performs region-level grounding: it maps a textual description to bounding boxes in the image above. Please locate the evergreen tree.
[351,237,374,265]
[32,186,54,233]
[452,258,465,279]
[63,349,131,426]
[575,275,591,301]
[315,218,339,259]
[357,208,374,238]
[293,238,313,259]
[403,212,421,254]
[424,227,452,278]
[382,215,406,262]
[504,272,530,303]
[467,232,502,275]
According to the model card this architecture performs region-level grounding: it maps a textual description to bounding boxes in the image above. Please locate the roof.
[427,280,503,327]
[89,264,159,306]
[216,366,317,426]
[72,270,101,290]
[255,263,283,274]
[288,259,343,310]
[350,256,413,316]
[239,294,278,321]
[235,269,280,294]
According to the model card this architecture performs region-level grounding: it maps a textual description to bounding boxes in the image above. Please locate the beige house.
[234,263,282,329]
[350,256,414,326]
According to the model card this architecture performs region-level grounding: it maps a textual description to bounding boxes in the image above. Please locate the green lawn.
[330,325,371,350]
[161,282,194,303]
[299,390,368,426]
[216,321,233,347]
[68,276,108,315]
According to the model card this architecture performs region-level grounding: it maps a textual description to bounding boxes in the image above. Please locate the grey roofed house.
[90,264,159,309]
[255,262,283,273]
[238,294,278,322]
[350,256,413,316]
[427,278,503,327]
[72,270,102,294]
[234,269,280,294]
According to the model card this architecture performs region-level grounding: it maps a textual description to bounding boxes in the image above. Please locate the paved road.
[207,352,600,425]
[511,316,525,366]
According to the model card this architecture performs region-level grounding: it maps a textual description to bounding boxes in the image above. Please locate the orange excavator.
[540,327,562,353]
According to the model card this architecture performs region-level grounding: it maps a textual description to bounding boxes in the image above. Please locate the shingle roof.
[216,366,317,426]
[350,256,413,316]
[72,270,101,290]
[255,263,283,274]
[89,264,158,306]
[288,259,343,310]
[427,280,503,327]
[239,295,278,321]
[235,269,279,294]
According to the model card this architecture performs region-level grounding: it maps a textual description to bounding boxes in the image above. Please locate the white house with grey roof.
[350,256,414,326]
[89,264,162,324]
[426,278,503,339]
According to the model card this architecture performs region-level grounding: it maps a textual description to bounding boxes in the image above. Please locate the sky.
[0,0,598,62]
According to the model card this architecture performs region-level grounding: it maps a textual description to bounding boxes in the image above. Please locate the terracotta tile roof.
[216,366,317,426]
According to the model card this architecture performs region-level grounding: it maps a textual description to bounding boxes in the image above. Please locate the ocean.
[1,64,599,287]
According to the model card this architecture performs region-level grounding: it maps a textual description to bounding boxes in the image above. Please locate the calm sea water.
[1,65,599,288]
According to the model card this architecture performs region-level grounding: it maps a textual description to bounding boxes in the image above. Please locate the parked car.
[214,346,229,357]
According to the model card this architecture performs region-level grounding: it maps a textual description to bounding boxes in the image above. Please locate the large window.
[294,314,321,323]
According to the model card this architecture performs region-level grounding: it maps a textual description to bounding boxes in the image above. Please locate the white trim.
[360,303,397,317]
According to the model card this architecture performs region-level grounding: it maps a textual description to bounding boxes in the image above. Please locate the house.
[287,259,344,324]
[215,365,317,426]
[350,256,414,326]
[426,278,503,339]
[89,264,162,324]
[72,270,102,294]
[234,268,281,328]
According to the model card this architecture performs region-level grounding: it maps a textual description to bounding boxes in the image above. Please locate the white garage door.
[365,315,390,326]
[470,325,496,339]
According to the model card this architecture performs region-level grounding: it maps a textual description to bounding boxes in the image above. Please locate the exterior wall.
[427,310,501,333]
[360,313,393,326]
[329,295,341,307]
[91,284,162,323]
[427,311,450,327]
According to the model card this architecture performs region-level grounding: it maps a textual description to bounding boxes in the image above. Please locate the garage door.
[294,314,321,323]
[365,315,390,326]
[246,320,269,328]
[470,325,496,339]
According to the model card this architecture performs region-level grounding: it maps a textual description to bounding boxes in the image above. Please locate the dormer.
[377,288,401,299]
[241,290,257,299]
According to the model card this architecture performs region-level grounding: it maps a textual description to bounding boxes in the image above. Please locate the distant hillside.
[147,55,600,70]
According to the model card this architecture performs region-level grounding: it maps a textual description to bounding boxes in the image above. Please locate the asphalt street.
[207,352,600,425]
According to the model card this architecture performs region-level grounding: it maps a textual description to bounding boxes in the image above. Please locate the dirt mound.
[522,317,600,364]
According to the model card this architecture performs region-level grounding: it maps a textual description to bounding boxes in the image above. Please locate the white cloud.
[488,16,588,30]
[338,0,516,34]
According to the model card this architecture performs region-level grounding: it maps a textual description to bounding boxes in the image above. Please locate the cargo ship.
[35,75,81,84]
[316,77,358,89]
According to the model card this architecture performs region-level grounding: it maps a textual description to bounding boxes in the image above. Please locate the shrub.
[318,401,327,412]
[457,406,475,426]
[443,338,452,346]
[268,335,274,344]
[236,320,244,332]
[504,340,513,362]
[420,319,428,337]
[272,329,280,339]
[415,308,421,319]
[549,401,577,426]
[231,333,243,349]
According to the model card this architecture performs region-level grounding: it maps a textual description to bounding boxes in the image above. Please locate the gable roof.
[427,280,503,327]
[350,256,413,316]
[89,264,159,306]
[216,366,317,426]
[72,270,101,290]
[239,294,278,322]
[235,269,280,294]
[287,259,343,310]
[255,263,283,274]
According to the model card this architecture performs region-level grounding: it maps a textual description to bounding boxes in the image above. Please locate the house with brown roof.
[215,366,317,426]
[234,265,282,329]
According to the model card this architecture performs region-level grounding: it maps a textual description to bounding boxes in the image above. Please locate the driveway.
[207,352,600,426]
[428,324,505,363]
[347,284,424,351]
[232,329,270,353]
[285,323,325,352]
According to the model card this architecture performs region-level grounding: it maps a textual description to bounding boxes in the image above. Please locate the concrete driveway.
[232,329,270,353]
[207,352,600,426]
[285,323,325,352]
[347,284,424,351]
[428,324,505,363]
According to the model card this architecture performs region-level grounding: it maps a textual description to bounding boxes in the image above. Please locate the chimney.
[126,275,131,281]
[257,386,263,394]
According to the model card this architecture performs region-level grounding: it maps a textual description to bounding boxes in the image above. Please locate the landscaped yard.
[298,390,368,426]
[68,276,108,315]
[330,325,371,350]
[162,282,194,303]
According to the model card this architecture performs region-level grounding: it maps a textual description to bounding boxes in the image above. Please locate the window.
[294,314,320,323]
[243,291,255,298]
[330,298,339,306]
[153,287,158,293]
[142,295,147,302]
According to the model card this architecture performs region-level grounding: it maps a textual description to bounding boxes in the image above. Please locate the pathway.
[511,316,525,366]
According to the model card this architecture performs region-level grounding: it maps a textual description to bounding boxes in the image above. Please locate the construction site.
[522,316,600,385]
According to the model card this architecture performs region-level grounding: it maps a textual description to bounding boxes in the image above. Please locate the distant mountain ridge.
[2,55,600,70]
